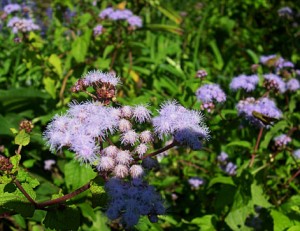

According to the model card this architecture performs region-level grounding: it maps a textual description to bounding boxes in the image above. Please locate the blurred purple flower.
[230,74,259,92]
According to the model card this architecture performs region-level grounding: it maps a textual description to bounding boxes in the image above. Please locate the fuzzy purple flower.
[278,7,293,17]
[293,149,300,160]
[93,24,104,36]
[7,17,40,33]
[82,70,120,86]
[109,9,133,20]
[43,102,120,163]
[188,177,204,189]
[132,105,151,123]
[44,159,56,170]
[274,134,291,147]
[236,97,282,128]
[127,15,142,28]
[4,3,21,14]
[105,178,165,227]
[196,69,208,78]
[196,84,226,103]
[99,7,114,19]
[152,101,209,149]
[230,74,259,92]
[286,78,300,91]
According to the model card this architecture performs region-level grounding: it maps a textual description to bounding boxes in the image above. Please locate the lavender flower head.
[93,24,103,36]
[82,70,120,86]
[105,178,165,227]
[230,74,259,92]
[99,7,114,19]
[278,7,293,17]
[260,54,277,66]
[286,78,300,92]
[293,149,300,160]
[152,101,209,149]
[217,152,237,176]
[7,17,40,33]
[274,134,291,147]
[99,7,133,20]
[4,3,21,14]
[196,84,226,103]
[217,151,228,163]
[127,15,142,28]
[237,97,282,128]
[263,74,286,93]
[43,102,120,163]
[188,177,204,189]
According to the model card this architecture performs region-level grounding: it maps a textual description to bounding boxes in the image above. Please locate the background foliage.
[0,0,300,230]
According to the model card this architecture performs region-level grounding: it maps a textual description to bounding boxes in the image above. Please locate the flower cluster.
[286,78,300,92]
[260,55,294,71]
[7,16,40,33]
[217,152,237,176]
[188,177,204,190]
[236,97,282,128]
[98,7,142,30]
[153,101,209,149]
[229,74,259,92]
[105,178,165,228]
[93,24,104,36]
[44,70,210,227]
[274,134,291,148]
[195,84,226,112]
[3,3,21,14]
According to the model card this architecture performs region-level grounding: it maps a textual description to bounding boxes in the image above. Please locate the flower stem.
[250,127,264,167]
[141,141,178,160]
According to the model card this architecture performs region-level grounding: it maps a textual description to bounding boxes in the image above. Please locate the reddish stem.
[287,168,300,185]
[250,127,264,167]
[14,180,37,206]
[141,141,178,160]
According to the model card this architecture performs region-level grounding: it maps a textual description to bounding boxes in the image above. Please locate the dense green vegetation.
[0,0,299,230]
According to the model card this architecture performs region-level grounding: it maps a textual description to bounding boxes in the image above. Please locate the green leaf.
[43,77,57,99]
[78,203,96,221]
[208,176,235,187]
[64,160,97,191]
[251,183,272,208]
[190,215,216,231]
[226,141,252,149]
[271,210,294,231]
[43,205,80,231]
[71,30,92,63]
[15,129,30,146]
[0,88,50,102]
[23,159,36,168]
[48,54,63,78]
[10,154,21,174]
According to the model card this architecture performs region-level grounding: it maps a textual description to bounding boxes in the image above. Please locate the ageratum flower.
[7,17,40,33]
[230,74,259,92]
[236,97,282,128]
[274,134,291,147]
[286,78,300,91]
[43,102,120,163]
[152,101,209,149]
[4,3,21,14]
[82,70,120,87]
[196,83,226,103]
[127,15,142,28]
[188,177,204,189]
[105,178,165,228]
[93,24,104,36]
[293,149,300,160]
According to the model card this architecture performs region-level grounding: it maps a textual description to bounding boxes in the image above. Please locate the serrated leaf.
[10,154,21,173]
[15,129,30,146]
[64,160,96,191]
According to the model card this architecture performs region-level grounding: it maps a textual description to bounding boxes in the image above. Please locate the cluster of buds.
[0,155,13,173]
[200,102,215,113]
[19,120,34,133]
[263,79,281,93]
[71,70,119,105]
[195,69,208,79]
